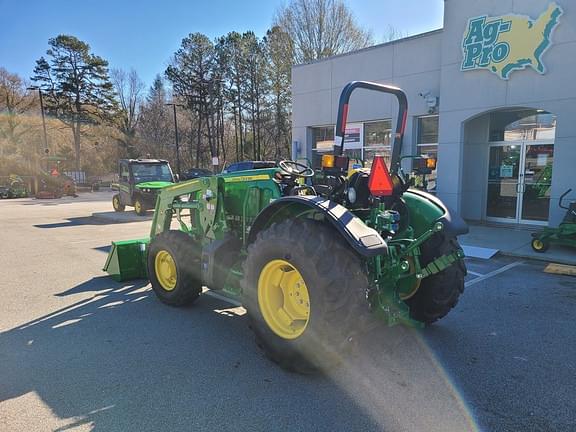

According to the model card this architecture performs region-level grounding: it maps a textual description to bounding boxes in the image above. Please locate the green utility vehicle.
[104,81,468,373]
[112,159,175,215]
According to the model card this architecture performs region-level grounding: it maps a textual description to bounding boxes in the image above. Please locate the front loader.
[104,81,468,373]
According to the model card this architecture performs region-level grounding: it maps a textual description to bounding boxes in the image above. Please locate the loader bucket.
[103,238,150,282]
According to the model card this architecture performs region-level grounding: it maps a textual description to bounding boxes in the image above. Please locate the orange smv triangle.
[368,156,393,196]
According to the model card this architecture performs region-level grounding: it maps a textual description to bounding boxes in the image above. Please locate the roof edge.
[293,28,443,68]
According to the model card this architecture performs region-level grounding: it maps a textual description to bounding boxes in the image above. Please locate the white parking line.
[201,263,521,305]
[465,261,524,288]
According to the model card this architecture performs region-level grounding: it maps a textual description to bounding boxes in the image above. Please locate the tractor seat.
[562,202,576,224]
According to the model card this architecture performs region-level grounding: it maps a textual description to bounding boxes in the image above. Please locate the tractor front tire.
[405,234,466,324]
[242,219,369,374]
[531,238,549,253]
[147,230,202,306]
[112,194,125,212]
[134,197,147,216]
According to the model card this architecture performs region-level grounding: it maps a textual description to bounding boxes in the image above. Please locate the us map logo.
[461,3,563,80]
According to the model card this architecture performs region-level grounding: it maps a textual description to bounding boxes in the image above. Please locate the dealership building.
[291,0,575,227]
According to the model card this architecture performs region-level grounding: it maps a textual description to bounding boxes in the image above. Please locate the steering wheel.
[278,160,314,178]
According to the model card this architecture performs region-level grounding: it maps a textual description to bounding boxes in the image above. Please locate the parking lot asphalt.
[1,192,575,432]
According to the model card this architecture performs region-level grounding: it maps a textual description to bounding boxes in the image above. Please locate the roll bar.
[559,188,573,210]
[334,81,408,175]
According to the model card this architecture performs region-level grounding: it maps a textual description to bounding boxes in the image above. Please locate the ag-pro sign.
[461,3,563,80]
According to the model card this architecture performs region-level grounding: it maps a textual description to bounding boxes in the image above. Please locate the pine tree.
[32,35,117,170]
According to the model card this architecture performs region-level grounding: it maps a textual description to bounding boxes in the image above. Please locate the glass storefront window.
[365,120,392,147]
[417,116,439,193]
[311,126,335,168]
[363,120,392,167]
[417,116,439,145]
[489,110,556,142]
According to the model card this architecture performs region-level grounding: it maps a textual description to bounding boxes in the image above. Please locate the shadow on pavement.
[34,217,106,229]
[54,276,147,297]
[0,272,480,431]
[91,211,154,224]
[17,193,113,207]
[0,277,394,432]
[34,214,148,229]
[93,246,111,254]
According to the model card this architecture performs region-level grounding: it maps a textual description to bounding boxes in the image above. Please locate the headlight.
[347,187,357,204]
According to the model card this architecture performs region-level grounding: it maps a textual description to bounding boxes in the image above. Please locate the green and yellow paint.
[462,3,563,80]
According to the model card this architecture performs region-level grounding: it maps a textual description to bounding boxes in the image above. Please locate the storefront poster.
[500,165,514,178]
[344,123,363,150]
[537,154,548,166]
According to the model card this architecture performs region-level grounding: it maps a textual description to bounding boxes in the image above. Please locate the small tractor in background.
[531,189,576,252]
[111,159,175,215]
[0,175,28,199]
[104,81,468,373]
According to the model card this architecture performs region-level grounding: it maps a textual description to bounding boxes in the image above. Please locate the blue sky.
[0,0,443,88]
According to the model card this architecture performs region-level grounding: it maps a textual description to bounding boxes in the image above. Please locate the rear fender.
[248,196,388,257]
[402,189,468,238]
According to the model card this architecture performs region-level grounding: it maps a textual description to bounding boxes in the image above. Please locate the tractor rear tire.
[134,197,147,216]
[242,219,369,374]
[405,234,466,324]
[112,194,125,212]
[147,230,202,306]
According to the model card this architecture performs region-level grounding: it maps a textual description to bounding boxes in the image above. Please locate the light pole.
[165,102,184,176]
[27,86,49,164]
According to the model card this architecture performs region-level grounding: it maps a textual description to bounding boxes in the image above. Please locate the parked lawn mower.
[111,159,175,215]
[103,81,468,373]
[531,189,576,252]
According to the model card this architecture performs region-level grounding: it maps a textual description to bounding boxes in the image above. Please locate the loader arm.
[150,176,221,241]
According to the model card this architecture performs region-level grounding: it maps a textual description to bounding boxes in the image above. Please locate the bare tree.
[0,68,36,154]
[137,75,173,160]
[382,25,408,43]
[274,0,373,64]
[111,68,144,156]
[265,26,293,159]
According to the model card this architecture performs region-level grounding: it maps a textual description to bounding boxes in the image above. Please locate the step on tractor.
[531,189,576,253]
[104,81,468,373]
[111,159,175,215]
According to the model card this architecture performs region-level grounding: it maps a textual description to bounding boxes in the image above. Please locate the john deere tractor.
[104,82,468,373]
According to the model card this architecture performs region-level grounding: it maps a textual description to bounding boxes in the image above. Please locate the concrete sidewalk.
[460,223,576,265]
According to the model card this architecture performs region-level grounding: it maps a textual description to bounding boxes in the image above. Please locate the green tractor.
[111,159,175,215]
[0,175,29,199]
[104,82,468,372]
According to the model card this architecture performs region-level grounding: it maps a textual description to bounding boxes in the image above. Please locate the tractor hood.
[135,181,173,190]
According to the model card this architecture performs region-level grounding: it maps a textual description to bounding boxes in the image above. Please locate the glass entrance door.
[520,144,554,223]
[487,145,522,221]
[486,142,554,224]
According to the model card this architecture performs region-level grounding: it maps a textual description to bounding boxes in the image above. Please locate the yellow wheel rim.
[113,196,120,210]
[533,239,544,250]
[135,200,142,213]
[257,259,310,340]
[155,250,177,291]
